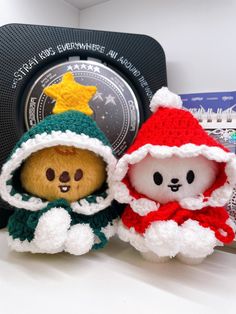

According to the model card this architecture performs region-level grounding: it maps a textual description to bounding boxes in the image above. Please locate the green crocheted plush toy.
[0,72,122,255]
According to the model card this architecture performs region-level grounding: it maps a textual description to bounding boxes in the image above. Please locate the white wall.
[80,0,236,94]
[1,0,235,94]
[0,0,79,28]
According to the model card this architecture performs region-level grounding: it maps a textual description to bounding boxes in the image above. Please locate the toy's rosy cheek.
[46,168,55,181]
[74,169,83,181]
[153,171,163,185]
[186,170,195,184]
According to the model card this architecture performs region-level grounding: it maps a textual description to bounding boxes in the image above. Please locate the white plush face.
[128,155,218,204]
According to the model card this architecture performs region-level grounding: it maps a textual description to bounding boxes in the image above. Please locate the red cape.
[122,202,234,243]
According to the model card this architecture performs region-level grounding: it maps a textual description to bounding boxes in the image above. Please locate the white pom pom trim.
[150,87,182,112]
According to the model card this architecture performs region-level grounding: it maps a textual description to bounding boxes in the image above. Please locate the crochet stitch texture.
[114,87,236,264]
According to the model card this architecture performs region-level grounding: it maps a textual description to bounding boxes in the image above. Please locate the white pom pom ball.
[150,87,182,112]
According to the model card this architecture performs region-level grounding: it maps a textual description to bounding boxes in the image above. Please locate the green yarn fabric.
[9,110,111,159]
[8,199,123,248]
[8,199,71,242]
[2,107,120,253]
[70,201,123,229]
[92,229,108,250]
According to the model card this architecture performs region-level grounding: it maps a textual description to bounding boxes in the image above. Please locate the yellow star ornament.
[43,72,97,115]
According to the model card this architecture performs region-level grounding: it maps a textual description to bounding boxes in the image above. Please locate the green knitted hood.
[0,111,116,215]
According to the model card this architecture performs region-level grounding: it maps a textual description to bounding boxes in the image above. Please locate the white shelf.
[1,230,236,314]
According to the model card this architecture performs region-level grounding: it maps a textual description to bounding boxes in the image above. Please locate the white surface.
[80,0,236,94]
[0,230,236,314]
[0,0,79,27]
[64,0,109,10]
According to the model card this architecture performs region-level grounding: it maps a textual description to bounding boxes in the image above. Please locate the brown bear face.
[20,145,106,202]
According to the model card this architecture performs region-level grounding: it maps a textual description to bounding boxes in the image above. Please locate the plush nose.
[59,171,70,183]
[171,178,179,184]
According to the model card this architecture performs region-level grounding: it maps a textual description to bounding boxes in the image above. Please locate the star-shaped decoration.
[94,66,100,73]
[74,64,80,70]
[81,64,87,69]
[93,92,103,101]
[67,65,73,71]
[105,94,116,105]
[43,72,97,116]
[87,65,93,70]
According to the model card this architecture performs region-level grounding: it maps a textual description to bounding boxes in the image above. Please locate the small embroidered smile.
[59,185,71,193]
[167,184,182,192]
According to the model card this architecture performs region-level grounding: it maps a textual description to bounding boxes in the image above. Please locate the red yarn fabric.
[119,105,235,246]
[122,107,230,202]
[121,203,234,243]
[127,108,229,154]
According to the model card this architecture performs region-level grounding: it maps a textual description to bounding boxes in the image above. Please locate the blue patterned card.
[180,91,236,222]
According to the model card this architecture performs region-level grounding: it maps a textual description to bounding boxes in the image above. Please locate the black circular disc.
[0,23,167,225]
[23,60,140,157]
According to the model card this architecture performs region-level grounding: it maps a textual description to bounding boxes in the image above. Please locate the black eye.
[46,168,55,181]
[74,169,83,181]
[153,172,163,185]
[186,170,195,184]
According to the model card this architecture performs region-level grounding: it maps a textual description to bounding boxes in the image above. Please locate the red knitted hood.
[114,88,236,215]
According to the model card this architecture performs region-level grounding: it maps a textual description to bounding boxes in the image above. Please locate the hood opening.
[0,131,116,214]
[114,144,236,212]
[124,161,227,203]
[9,160,109,204]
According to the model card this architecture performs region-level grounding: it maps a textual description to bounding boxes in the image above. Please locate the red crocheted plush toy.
[114,87,236,264]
